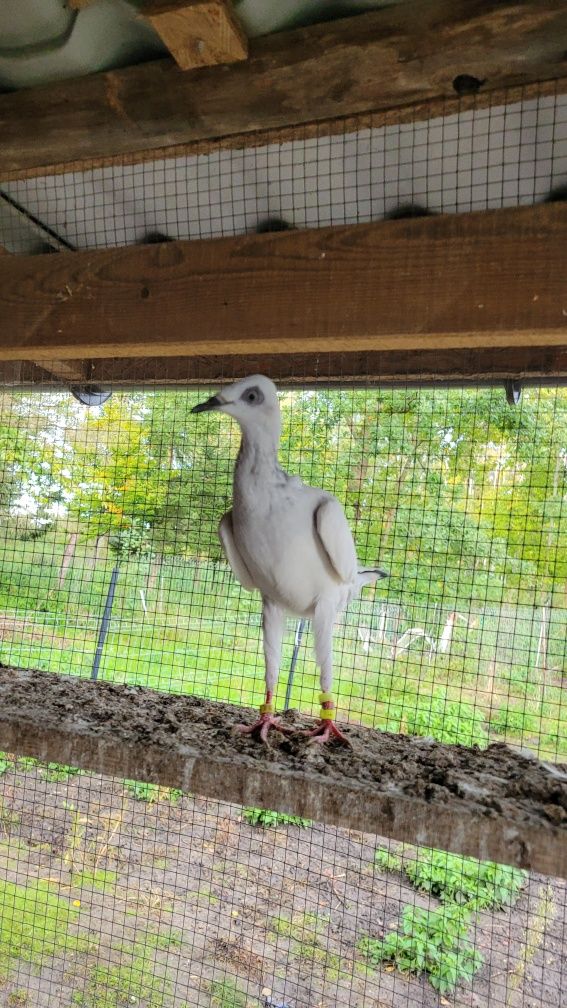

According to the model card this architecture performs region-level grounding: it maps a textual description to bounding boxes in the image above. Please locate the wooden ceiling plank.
[0,1,566,179]
[0,205,565,362]
[144,0,248,70]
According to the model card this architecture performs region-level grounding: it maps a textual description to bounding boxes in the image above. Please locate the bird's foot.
[304,719,352,747]
[236,713,295,744]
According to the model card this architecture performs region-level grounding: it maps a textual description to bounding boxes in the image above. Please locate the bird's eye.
[241,386,264,405]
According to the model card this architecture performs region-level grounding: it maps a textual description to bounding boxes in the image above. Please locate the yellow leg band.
[319,708,335,720]
[319,692,334,704]
[260,702,274,715]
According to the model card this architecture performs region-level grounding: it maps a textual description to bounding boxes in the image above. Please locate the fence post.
[91,564,120,681]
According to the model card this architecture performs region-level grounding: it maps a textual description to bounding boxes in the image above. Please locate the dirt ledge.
[0,666,565,877]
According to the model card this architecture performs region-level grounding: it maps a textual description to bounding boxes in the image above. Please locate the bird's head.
[192,374,281,438]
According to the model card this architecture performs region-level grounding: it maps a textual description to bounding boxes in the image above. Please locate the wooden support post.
[0,1,566,179]
[0,205,565,363]
[144,0,248,70]
[0,667,565,876]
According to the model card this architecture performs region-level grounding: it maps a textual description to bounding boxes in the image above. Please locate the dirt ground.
[0,763,565,1008]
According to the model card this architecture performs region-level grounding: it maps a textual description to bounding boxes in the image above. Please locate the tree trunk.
[57,532,78,589]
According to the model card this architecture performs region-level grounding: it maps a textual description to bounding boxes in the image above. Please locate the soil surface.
[0,668,565,875]
[0,763,565,1008]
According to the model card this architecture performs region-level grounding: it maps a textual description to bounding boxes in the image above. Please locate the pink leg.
[305,718,352,746]
[303,697,352,747]
[235,691,294,744]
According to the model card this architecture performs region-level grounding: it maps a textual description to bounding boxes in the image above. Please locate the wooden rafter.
[0,1,566,180]
[1,346,566,388]
[144,0,248,70]
[0,205,565,366]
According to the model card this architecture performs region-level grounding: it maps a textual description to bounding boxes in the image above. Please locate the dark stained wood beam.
[0,1,566,180]
[1,347,564,389]
[144,0,248,70]
[0,668,565,876]
[0,205,565,364]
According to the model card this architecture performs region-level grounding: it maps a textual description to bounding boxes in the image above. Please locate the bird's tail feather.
[357,567,388,587]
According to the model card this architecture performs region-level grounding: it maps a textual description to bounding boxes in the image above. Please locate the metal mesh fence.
[0,86,566,1007]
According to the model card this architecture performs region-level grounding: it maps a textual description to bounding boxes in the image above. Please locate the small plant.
[208,978,248,1008]
[359,902,483,994]
[41,762,83,783]
[0,752,14,776]
[124,779,183,804]
[242,807,312,828]
[7,991,28,1007]
[374,846,402,872]
[403,847,527,909]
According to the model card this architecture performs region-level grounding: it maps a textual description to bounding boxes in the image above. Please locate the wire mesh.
[0,85,566,1007]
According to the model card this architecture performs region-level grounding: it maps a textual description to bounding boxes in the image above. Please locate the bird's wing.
[314,496,358,584]
[218,511,256,592]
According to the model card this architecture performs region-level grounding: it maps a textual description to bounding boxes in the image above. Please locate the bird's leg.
[304,602,352,746]
[236,600,294,743]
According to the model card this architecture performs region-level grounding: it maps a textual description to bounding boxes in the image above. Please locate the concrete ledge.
[0,667,565,877]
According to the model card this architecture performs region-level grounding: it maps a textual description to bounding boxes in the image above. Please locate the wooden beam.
[0,1,566,180]
[34,359,90,383]
[1,347,566,387]
[0,205,565,362]
[0,668,565,875]
[144,0,247,70]
[68,346,567,386]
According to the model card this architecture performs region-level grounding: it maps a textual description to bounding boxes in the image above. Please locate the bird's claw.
[236,713,295,744]
[303,720,353,747]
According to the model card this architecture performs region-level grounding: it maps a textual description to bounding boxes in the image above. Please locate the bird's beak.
[191,394,223,414]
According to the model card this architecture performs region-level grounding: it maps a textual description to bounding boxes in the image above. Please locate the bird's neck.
[236,426,280,472]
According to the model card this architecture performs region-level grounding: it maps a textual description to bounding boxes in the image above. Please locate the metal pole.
[284,618,306,710]
[91,564,120,680]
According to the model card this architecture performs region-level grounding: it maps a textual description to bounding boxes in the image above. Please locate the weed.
[0,752,14,776]
[403,847,527,909]
[374,846,402,872]
[41,762,83,783]
[7,992,28,1007]
[242,807,312,828]
[208,978,248,1008]
[124,780,183,804]
[359,903,482,994]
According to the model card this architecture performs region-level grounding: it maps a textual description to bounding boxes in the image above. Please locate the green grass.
[70,869,118,894]
[0,878,84,975]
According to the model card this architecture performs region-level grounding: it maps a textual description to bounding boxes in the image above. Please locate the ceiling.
[0,0,402,91]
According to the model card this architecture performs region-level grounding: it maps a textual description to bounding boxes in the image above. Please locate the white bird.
[192,375,388,744]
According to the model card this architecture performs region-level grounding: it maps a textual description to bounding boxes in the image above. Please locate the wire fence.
[0,85,566,1008]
